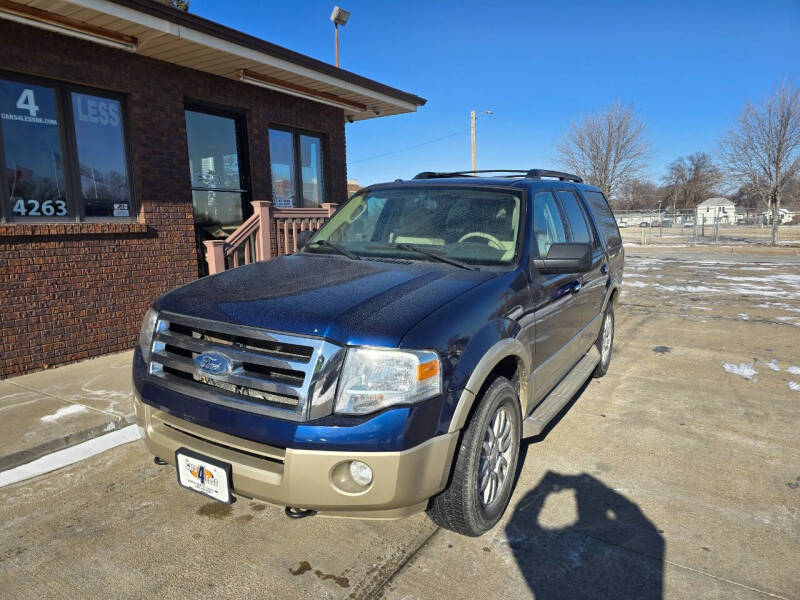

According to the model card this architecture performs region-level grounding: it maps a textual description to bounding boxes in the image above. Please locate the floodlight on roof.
[330,6,350,26]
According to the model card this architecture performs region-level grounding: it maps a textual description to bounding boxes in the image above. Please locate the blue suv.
[133,169,624,536]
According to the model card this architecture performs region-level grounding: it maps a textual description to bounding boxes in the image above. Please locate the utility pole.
[470,109,493,172]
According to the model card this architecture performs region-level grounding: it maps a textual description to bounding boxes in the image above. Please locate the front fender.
[447,324,532,433]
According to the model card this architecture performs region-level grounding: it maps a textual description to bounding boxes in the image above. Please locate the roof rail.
[412,169,583,182]
[525,169,583,183]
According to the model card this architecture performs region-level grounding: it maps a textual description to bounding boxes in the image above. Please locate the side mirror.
[532,243,592,274]
[296,230,314,250]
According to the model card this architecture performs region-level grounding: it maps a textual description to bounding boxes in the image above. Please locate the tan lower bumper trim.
[135,394,459,519]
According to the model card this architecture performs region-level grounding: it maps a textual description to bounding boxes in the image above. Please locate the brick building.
[0,0,425,378]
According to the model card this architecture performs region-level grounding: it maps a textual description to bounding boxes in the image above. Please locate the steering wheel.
[458,232,504,251]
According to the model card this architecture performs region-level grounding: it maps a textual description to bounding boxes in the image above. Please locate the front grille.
[146,312,345,421]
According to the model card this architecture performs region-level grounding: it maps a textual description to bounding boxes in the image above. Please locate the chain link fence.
[613,209,800,246]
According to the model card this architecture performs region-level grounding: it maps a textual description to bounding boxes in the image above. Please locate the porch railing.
[203,200,337,275]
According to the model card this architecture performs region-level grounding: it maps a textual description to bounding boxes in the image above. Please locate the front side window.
[0,73,133,222]
[268,128,325,208]
[307,186,522,266]
[532,190,567,257]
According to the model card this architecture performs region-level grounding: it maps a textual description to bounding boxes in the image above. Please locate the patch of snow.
[767,359,780,371]
[0,425,141,488]
[40,404,88,423]
[738,313,750,320]
[657,284,722,294]
[787,366,800,375]
[624,281,649,288]
[723,362,757,380]
[624,273,647,278]
[789,382,800,392]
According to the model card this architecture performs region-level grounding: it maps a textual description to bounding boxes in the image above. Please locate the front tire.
[427,376,521,536]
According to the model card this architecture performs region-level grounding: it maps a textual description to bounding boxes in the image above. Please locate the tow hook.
[285,506,317,519]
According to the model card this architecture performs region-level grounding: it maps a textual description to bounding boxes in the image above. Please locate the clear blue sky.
[191,0,800,187]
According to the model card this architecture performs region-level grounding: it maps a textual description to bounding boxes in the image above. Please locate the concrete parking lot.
[1,245,799,599]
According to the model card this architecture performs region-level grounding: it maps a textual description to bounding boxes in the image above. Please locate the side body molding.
[448,337,532,433]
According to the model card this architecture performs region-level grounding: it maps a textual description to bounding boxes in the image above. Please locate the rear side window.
[532,190,567,257]
[582,190,621,248]
[556,190,593,245]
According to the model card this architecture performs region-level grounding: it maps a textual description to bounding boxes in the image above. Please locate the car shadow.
[505,471,664,600]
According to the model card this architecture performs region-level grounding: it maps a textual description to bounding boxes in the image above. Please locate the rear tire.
[593,304,614,378]
[427,376,521,536]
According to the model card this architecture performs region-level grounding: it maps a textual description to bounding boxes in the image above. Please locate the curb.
[0,414,137,472]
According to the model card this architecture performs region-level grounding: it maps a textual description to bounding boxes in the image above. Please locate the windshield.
[305,186,523,266]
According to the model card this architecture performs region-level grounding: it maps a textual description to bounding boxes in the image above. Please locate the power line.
[347,128,468,165]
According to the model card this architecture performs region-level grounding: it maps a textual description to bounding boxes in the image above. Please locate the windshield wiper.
[394,243,477,271]
[308,239,361,260]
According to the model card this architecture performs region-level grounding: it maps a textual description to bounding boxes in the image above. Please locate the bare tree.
[718,80,800,245]
[615,178,663,211]
[663,152,722,213]
[557,101,651,200]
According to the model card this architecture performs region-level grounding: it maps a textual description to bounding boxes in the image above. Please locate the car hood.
[155,255,496,347]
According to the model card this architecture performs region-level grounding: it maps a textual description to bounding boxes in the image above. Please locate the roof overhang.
[0,0,426,122]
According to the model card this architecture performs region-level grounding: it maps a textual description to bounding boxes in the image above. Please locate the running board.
[522,346,600,438]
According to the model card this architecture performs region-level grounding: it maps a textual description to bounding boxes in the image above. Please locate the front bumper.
[134,392,459,519]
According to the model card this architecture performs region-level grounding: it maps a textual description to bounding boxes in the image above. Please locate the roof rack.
[412,169,583,183]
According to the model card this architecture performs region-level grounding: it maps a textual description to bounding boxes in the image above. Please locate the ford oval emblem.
[194,351,233,376]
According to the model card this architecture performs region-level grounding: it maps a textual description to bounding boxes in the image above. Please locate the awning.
[0,0,426,121]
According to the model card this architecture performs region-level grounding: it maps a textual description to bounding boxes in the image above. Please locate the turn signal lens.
[417,359,439,381]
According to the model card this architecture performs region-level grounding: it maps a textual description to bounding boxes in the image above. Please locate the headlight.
[334,347,441,415]
[138,308,159,363]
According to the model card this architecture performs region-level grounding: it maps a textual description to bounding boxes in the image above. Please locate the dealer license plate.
[175,448,232,504]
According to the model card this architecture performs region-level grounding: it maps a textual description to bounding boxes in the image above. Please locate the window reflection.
[0,79,66,219]
[72,92,130,217]
[269,128,295,208]
[300,134,323,207]
[268,128,324,208]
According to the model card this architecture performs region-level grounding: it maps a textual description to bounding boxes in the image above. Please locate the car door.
[556,189,607,345]
[529,189,587,404]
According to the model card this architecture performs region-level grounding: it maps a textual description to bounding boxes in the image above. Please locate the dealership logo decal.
[194,352,233,376]
[189,464,214,484]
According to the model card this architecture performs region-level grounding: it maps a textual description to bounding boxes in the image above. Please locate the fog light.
[349,461,373,486]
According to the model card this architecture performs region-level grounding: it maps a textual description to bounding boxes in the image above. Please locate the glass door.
[185,107,249,274]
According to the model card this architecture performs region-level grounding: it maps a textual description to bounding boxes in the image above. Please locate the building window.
[0,73,133,223]
[268,127,325,208]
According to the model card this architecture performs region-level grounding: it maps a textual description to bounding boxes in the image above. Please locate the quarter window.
[0,73,133,222]
[268,128,325,208]
[583,190,621,248]
[532,191,567,257]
